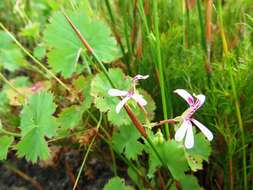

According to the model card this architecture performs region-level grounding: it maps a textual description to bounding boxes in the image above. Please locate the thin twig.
[2,161,44,190]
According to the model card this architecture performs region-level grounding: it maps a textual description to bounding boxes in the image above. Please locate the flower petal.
[174,89,194,106]
[191,119,213,141]
[133,74,149,81]
[175,120,190,142]
[115,97,130,113]
[108,89,128,97]
[132,94,147,106]
[185,121,194,149]
[194,94,205,109]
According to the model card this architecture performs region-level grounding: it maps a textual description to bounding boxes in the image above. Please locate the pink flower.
[174,89,213,149]
[108,74,148,113]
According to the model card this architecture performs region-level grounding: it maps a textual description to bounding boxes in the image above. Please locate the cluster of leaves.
[0,1,216,189]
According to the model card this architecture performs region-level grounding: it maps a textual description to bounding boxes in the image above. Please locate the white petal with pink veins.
[185,122,194,149]
[191,119,213,141]
[174,89,194,106]
[132,94,147,106]
[194,94,205,109]
[175,120,189,141]
[116,96,130,113]
[108,89,128,96]
[133,74,149,81]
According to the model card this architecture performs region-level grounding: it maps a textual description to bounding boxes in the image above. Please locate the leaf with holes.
[43,11,121,77]
[185,133,212,171]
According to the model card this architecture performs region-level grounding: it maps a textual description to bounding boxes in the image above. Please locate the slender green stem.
[217,0,228,55]
[196,0,207,52]
[0,23,73,95]
[0,128,21,137]
[153,1,170,139]
[87,111,117,176]
[0,72,26,99]
[73,113,102,190]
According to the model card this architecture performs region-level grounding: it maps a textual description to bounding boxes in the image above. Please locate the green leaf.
[16,92,58,162]
[0,31,27,71]
[103,177,134,190]
[0,136,14,160]
[112,125,144,160]
[16,128,50,162]
[186,133,212,161]
[147,140,188,180]
[170,175,203,190]
[33,45,46,60]
[43,11,121,77]
[185,133,212,171]
[58,105,82,129]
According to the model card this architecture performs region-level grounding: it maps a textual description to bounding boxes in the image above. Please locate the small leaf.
[16,92,58,162]
[147,140,188,180]
[186,133,212,161]
[112,125,144,160]
[0,31,27,71]
[0,136,14,160]
[16,128,50,162]
[170,175,203,190]
[58,105,82,129]
[103,177,134,190]
[43,11,121,77]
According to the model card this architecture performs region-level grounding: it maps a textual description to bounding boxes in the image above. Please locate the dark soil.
[0,149,117,190]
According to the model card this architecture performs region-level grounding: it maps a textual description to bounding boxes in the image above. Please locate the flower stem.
[152,1,170,140]
[73,113,102,190]
[0,128,21,137]
[0,72,26,99]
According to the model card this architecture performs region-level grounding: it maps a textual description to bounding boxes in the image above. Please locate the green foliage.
[170,175,203,190]
[0,135,14,160]
[58,105,82,130]
[103,177,134,190]
[43,11,121,77]
[0,31,27,71]
[147,140,188,180]
[112,125,144,160]
[16,92,58,162]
